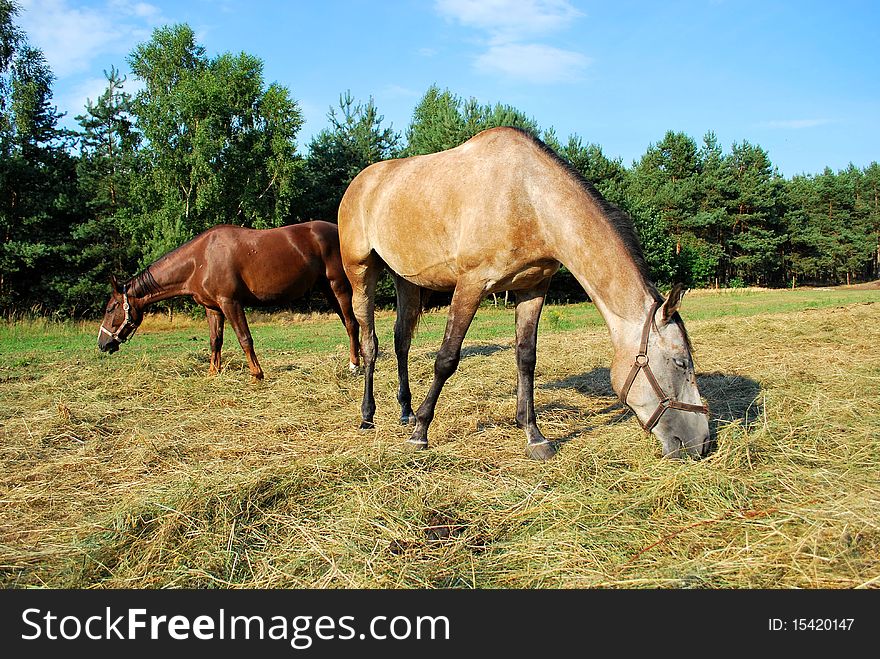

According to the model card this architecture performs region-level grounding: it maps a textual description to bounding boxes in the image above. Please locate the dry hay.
[1,296,878,589]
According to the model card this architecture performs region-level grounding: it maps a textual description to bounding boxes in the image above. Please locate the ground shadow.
[461,344,510,359]
[427,344,511,361]
[695,371,764,427]
[539,367,763,448]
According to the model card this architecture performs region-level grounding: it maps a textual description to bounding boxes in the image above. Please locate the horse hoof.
[348,361,360,375]
[399,414,416,426]
[359,420,375,430]
[406,438,428,450]
[525,440,558,461]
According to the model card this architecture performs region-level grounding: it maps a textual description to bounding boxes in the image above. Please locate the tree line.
[2,10,877,317]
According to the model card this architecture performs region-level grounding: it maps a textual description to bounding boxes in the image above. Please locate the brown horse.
[98,220,360,381]
[339,127,710,460]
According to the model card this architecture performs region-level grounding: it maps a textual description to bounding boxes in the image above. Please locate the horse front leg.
[206,308,225,375]
[514,283,556,460]
[409,283,483,449]
[393,275,422,425]
[218,299,263,382]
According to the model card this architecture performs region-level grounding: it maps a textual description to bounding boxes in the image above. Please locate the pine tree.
[0,1,77,312]
[403,84,539,157]
[69,67,141,312]
[299,91,400,221]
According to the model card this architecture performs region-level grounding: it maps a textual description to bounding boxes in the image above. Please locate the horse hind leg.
[319,277,361,373]
[393,275,422,425]
[514,282,556,460]
[409,282,483,448]
[345,252,382,429]
[206,308,225,375]
[218,298,264,382]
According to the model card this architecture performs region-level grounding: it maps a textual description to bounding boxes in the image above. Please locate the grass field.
[1,285,879,588]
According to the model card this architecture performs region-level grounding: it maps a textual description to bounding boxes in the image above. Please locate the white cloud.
[110,0,161,19]
[435,0,582,41]
[17,0,163,78]
[759,119,832,130]
[476,42,589,83]
[434,0,588,83]
[60,76,111,118]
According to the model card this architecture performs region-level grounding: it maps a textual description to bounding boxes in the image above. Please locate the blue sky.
[17,0,880,177]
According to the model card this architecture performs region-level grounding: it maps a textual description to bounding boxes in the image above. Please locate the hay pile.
[1,292,878,588]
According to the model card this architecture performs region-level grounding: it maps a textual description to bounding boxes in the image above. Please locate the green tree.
[0,1,78,312]
[630,131,701,247]
[725,141,785,285]
[627,131,701,283]
[299,90,400,221]
[556,134,628,208]
[127,24,303,263]
[683,132,729,286]
[69,67,142,312]
[403,84,539,156]
[863,162,880,279]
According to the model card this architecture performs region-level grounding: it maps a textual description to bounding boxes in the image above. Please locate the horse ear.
[661,283,687,324]
[109,274,121,294]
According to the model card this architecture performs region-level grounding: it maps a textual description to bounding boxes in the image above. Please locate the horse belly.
[245,274,314,304]
[485,260,560,294]
[375,239,459,292]
[233,253,317,305]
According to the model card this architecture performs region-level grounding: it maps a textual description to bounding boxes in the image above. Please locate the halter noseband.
[99,286,138,344]
[619,300,709,432]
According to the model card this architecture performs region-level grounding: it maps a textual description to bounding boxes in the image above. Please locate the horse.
[338,127,711,460]
[98,220,360,381]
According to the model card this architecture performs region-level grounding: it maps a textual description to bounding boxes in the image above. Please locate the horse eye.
[673,358,687,369]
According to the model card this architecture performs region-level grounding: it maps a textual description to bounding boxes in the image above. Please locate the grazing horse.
[339,127,711,460]
[98,221,360,381]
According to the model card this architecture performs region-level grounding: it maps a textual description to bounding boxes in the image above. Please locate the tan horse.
[339,127,711,460]
[98,221,360,381]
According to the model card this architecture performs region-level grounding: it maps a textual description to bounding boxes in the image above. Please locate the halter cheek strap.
[619,300,709,432]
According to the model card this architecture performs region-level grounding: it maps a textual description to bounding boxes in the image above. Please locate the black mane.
[126,268,162,298]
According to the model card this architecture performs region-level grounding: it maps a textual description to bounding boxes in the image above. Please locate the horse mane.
[503,127,659,300]
[502,129,698,353]
[126,267,162,298]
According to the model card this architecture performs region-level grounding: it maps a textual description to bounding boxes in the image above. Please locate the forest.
[2,5,878,317]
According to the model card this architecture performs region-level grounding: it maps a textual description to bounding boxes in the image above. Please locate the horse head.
[97,275,144,354]
[611,284,712,459]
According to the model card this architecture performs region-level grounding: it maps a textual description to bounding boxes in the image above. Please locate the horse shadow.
[427,344,511,361]
[539,367,763,445]
[461,344,510,359]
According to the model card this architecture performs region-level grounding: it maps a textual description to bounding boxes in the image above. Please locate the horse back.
[196,222,335,305]
[339,127,562,292]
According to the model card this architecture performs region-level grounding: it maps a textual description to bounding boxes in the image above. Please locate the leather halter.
[619,300,709,432]
[99,286,138,344]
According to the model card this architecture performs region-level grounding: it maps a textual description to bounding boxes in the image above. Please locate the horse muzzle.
[664,432,714,460]
[98,338,120,354]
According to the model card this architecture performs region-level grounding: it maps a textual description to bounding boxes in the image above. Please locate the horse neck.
[548,198,658,353]
[127,246,196,308]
